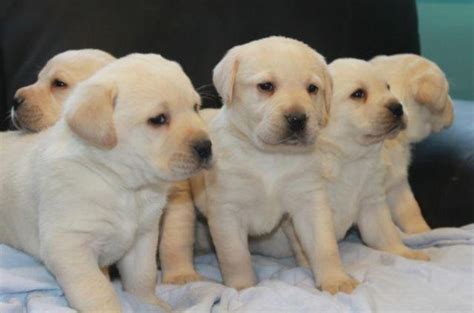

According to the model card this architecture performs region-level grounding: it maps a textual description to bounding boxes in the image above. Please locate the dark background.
[0,0,472,227]
[0,0,420,125]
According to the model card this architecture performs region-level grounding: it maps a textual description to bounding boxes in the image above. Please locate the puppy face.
[370,54,453,143]
[66,54,212,182]
[329,59,406,145]
[12,49,115,131]
[213,36,332,152]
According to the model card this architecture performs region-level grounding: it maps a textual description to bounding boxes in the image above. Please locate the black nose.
[285,113,307,132]
[388,102,404,117]
[12,97,23,110]
[192,139,212,161]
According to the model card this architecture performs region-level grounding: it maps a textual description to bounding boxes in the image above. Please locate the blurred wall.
[417,0,474,100]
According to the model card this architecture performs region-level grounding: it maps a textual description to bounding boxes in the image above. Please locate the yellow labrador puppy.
[12,49,115,131]
[0,53,212,313]
[161,36,353,292]
[159,110,218,285]
[371,54,454,233]
[248,59,430,293]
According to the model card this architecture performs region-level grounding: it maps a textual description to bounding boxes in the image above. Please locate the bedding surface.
[1,225,473,313]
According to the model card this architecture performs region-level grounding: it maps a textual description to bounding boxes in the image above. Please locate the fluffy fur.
[12,49,115,131]
[371,54,454,234]
[247,59,431,293]
[0,54,211,313]
[159,36,358,293]
[250,56,454,266]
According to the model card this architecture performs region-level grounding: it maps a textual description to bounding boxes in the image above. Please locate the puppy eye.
[148,113,168,126]
[194,103,199,113]
[52,79,67,88]
[350,89,366,100]
[386,84,391,90]
[307,84,319,94]
[258,82,274,92]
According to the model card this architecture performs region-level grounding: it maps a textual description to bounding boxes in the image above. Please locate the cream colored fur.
[249,56,454,265]
[0,53,211,313]
[247,59,431,276]
[183,59,432,295]
[160,37,367,294]
[371,54,454,234]
[12,49,115,131]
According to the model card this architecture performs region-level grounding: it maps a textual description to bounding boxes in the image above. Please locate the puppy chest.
[384,151,409,190]
[97,190,164,265]
[225,172,291,236]
[329,162,372,237]
[96,219,137,266]
[245,198,286,236]
[212,152,316,235]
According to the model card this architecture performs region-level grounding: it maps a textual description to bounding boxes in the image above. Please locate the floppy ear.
[66,82,118,149]
[412,71,448,112]
[440,95,454,129]
[320,65,333,127]
[213,47,240,105]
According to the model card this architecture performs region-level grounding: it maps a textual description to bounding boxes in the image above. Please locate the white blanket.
[1,225,473,313]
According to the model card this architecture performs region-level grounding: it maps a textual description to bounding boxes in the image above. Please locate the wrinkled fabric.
[1,225,473,313]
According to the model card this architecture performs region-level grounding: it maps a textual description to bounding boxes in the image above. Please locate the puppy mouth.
[366,121,404,141]
[10,105,45,132]
[385,123,402,136]
[258,133,314,147]
[11,114,23,130]
[10,117,36,132]
[170,158,213,179]
[10,112,32,132]
[282,135,308,146]
[198,157,214,170]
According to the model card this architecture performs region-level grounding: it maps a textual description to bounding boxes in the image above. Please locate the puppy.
[249,59,430,293]
[0,53,211,313]
[161,36,358,293]
[159,109,218,285]
[12,49,115,131]
[371,54,454,233]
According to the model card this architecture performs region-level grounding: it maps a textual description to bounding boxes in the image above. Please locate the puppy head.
[213,36,332,152]
[12,49,115,132]
[329,58,407,145]
[370,54,453,143]
[65,53,212,182]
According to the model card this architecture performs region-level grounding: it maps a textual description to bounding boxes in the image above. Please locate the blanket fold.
[1,225,472,313]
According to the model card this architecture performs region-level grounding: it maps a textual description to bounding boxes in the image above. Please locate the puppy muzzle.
[12,97,24,110]
[191,139,213,169]
[383,102,407,138]
[285,113,307,133]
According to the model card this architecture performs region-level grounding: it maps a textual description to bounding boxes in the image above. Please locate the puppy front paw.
[400,249,430,261]
[231,281,256,291]
[321,274,359,295]
[225,275,257,290]
[162,270,205,285]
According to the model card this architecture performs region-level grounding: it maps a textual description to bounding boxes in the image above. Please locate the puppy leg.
[387,180,431,234]
[160,181,203,284]
[118,226,171,312]
[281,218,310,268]
[43,240,121,313]
[208,210,256,290]
[292,192,358,294]
[358,198,430,261]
